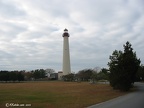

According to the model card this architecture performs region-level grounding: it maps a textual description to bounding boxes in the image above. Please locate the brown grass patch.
[0,81,127,108]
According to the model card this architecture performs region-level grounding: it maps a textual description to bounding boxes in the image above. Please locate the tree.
[93,66,101,72]
[39,69,46,78]
[0,71,9,82]
[17,72,24,82]
[32,69,47,79]
[97,68,109,80]
[137,65,144,81]
[62,73,75,81]
[45,68,55,78]
[77,69,94,81]
[90,71,98,83]
[9,71,17,82]
[32,69,40,79]
[24,72,33,81]
[108,41,141,91]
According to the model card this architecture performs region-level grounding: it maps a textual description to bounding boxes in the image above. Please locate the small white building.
[58,71,63,80]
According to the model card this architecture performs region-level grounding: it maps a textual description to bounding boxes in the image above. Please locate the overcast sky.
[0,0,144,72]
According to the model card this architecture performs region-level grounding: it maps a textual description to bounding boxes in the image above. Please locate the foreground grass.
[0,81,127,108]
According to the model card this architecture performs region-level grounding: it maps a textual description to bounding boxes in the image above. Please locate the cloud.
[0,0,26,18]
[0,0,143,71]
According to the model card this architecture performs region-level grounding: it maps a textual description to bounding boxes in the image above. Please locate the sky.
[0,0,144,72]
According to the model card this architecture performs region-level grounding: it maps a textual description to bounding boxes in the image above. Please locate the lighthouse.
[62,28,71,75]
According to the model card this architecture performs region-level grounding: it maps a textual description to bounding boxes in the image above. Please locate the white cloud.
[0,0,143,72]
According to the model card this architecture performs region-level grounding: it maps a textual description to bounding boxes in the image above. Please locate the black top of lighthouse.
[63,28,69,37]
[64,28,68,32]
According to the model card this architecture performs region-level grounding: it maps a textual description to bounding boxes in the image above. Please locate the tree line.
[62,68,109,82]
[0,70,24,82]
[0,68,55,82]
[62,64,144,84]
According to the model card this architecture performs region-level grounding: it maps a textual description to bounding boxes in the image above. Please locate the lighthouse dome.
[63,28,69,37]
[64,28,68,32]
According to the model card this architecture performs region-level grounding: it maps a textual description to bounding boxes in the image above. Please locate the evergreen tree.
[108,41,141,91]
[17,72,24,82]
[137,65,144,81]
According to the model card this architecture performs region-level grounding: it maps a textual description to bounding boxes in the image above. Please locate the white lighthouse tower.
[62,28,71,75]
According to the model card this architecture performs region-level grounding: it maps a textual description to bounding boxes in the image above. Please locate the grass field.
[0,81,127,108]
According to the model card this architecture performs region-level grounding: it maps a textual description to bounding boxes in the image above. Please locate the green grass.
[0,81,127,108]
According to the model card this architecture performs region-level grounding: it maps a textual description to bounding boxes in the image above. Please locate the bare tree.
[45,68,55,78]
[93,66,101,73]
